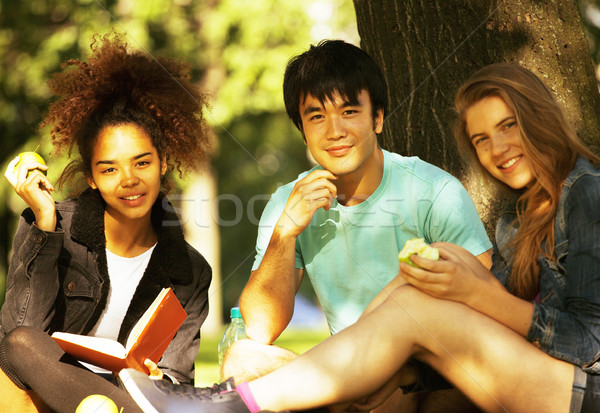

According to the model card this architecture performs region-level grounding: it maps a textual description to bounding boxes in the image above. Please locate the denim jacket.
[0,188,212,383]
[493,156,600,373]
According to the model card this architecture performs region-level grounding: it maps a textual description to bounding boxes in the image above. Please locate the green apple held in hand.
[15,151,47,179]
[398,238,439,268]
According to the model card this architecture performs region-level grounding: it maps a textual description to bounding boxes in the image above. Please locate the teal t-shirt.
[252,149,491,334]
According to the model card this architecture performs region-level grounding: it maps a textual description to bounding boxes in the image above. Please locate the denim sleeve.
[490,211,520,288]
[0,210,64,339]
[490,240,510,289]
[527,177,600,371]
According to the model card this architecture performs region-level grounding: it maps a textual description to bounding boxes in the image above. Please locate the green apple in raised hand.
[14,151,47,179]
[398,238,439,268]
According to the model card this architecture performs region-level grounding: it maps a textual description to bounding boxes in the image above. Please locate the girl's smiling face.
[87,123,167,223]
[466,95,535,190]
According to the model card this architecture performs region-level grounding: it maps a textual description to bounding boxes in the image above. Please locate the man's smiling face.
[299,89,383,179]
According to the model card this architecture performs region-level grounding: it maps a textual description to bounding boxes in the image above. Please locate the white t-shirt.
[89,245,156,339]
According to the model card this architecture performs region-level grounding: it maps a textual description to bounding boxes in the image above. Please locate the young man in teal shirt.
[241,40,491,342]
[224,40,491,412]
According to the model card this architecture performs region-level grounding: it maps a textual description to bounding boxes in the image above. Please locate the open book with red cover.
[51,287,187,374]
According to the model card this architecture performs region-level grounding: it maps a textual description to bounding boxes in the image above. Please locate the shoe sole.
[118,369,159,413]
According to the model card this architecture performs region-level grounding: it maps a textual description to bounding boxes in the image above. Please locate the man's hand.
[275,169,337,238]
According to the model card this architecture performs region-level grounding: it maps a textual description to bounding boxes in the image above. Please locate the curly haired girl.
[0,32,213,413]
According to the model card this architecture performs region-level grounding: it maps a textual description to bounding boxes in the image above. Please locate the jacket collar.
[71,188,106,256]
[71,188,194,341]
[71,188,192,284]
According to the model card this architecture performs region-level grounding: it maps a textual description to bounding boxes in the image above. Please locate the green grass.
[194,327,330,386]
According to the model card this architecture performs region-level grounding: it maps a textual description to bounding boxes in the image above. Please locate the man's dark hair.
[283,39,388,131]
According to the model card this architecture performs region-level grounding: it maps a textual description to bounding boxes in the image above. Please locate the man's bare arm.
[240,170,337,344]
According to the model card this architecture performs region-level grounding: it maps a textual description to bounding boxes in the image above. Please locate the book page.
[51,287,186,373]
[51,332,126,357]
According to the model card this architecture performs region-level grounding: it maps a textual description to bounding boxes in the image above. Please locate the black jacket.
[0,188,211,383]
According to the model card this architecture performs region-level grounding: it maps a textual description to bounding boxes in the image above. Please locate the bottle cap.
[231,307,242,318]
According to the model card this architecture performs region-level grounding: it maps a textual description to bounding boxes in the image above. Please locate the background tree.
[352,0,600,235]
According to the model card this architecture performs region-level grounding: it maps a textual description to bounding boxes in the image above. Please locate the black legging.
[0,326,143,413]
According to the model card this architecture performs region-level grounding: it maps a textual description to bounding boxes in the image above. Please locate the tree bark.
[353,0,600,235]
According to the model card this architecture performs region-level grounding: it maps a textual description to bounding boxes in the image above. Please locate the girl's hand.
[144,359,164,381]
[5,156,56,231]
[399,242,501,306]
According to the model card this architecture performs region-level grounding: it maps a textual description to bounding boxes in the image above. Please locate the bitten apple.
[398,238,439,268]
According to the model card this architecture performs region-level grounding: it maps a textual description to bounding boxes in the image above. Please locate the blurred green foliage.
[196,1,358,314]
[1,0,597,317]
[0,0,357,315]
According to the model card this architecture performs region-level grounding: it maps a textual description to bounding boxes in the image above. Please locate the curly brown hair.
[42,31,211,193]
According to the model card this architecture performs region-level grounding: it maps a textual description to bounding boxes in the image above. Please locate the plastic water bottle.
[218,307,247,369]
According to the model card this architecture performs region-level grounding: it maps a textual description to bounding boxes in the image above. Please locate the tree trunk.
[353,0,600,235]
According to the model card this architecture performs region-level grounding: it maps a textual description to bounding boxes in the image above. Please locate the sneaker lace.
[155,376,237,399]
[205,377,236,395]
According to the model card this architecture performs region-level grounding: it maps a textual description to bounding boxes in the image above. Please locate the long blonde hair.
[454,63,600,300]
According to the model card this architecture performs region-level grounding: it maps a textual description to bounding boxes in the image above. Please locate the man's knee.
[222,339,297,384]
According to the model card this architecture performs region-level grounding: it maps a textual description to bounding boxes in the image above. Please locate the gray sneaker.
[118,368,250,413]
